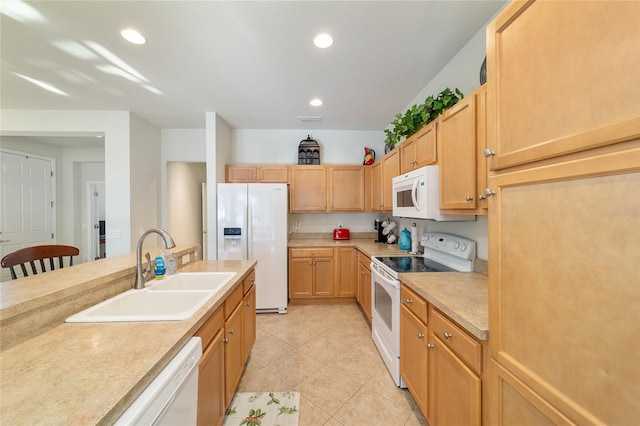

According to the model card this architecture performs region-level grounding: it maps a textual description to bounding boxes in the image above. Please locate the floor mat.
[223,392,300,426]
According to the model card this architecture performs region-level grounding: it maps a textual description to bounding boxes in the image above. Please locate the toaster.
[333,227,350,240]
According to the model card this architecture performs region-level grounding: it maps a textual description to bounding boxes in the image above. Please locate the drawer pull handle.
[246,302,251,307]
[223,338,229,343]
[427,343,435,350]
[405,298,412,304]
[229,329,235,334]
[417,333,424,339]
[443,332,453,339]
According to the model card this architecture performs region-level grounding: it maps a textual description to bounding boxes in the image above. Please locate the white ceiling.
[1,1,504,131]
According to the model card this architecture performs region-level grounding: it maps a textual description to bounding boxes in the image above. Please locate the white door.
[0,150,54,280]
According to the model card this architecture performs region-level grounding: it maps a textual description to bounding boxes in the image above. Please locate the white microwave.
[392,165,470,221]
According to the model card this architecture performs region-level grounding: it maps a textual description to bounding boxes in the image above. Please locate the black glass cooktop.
[374,256,456,273]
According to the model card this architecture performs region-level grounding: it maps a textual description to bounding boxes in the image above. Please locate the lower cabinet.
[195,268,257,425]
[196,308,225,426]
[356,251,372,323]
[400,284,487,426]
[289,247,361,302]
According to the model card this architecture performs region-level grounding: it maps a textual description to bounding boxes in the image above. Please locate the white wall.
[129,113,163,250]
[231,129,385,165]
[0,109,144,256]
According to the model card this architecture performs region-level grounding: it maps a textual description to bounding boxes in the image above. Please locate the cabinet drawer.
[289,248,334,258]
[224,284,243,319]
[357,250,370,268]
[401,285,427,323]
[242,269,256,294]
[430,308,482,374]
[195,307,223,349]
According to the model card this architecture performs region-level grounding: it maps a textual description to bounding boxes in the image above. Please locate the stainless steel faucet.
[135,228,176,289]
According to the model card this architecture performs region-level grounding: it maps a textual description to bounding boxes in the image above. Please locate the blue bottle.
[398,228,412,250]
[154,252,166,279]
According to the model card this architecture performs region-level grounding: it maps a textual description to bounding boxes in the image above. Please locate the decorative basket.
[297,135,321,165]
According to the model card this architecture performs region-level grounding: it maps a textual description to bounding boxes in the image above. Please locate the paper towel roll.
[411,223,419,253]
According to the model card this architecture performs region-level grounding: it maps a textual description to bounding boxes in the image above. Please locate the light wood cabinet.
[381,149,400,211]
[223,297,244,407]
[225,164,288,183]
[335,247,357,297]
[400,285,487,425]
[356,251,371,323]
[370,161,384,212]
[328,166,365,212]
[400,121,437,174]
[195,307,225,426]
[438,90,478,212]
[288,248,334,298]
[289,166,327,212]
[400,298,429,418]
[486,0,640,171]
[242,280,256,364]
[486,2,640,424]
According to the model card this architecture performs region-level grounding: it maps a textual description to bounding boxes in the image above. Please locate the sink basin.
[148,272,236,292]
[65,289,215,323]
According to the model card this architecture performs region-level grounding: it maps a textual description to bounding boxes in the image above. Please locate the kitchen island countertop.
[0,258,256,426]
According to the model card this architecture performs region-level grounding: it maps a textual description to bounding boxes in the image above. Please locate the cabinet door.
[488,152,640,424]
[439,94,477,210]
[430,335,481,426]
[328,166,365,211]
[289,258,313,298]
[197,329,225,426]
[400,305,429,417]
[413,121,437,168]
[259,166,288,183]
[335,247,357,297]
[357,260,371,322]
[224,304,244,407]
[242,284,256,363]
[399,137,417,174]
[226,165,257,183]
[475,85,488,213]
[312,257,334,296]
[486,0,640,170]
[370,161,384,212]
[382,149,400,211]
[289,166,327,212]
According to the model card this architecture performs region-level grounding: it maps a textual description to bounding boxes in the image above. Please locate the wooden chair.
[1,245,80,280]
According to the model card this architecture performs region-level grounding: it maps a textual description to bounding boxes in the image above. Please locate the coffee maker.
[374,219,385,243]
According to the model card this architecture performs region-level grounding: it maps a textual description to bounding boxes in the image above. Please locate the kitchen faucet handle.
[143,252,152,275]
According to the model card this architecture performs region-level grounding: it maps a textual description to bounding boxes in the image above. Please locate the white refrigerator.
[217,183,288,313]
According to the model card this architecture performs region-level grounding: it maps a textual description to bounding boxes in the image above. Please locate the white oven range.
[370,232,476,388]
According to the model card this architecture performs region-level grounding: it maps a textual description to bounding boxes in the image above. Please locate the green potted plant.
[384,87,464,152]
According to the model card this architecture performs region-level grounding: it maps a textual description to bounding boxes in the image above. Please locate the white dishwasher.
[115,337,202,426]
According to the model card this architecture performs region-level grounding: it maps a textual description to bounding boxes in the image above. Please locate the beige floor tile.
[363,368,417,411]
[333,347,385,378]
[403,407,429,426]
[333,388,413,426]
[297,334,351,364]
[298,396,332,426]
[295,364,370,415]
[248,332,295,367]
[264,349,325,387]
[267,320,325,348]
[236,360,292,393]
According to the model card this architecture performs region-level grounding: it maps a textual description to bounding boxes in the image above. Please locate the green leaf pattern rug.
[223,392,300,426]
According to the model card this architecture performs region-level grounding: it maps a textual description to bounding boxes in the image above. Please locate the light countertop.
[0,258,256,425]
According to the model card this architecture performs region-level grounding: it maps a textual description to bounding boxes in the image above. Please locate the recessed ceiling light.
[310,98,323,107]
[121,29,146,45]
[313,33,333,49]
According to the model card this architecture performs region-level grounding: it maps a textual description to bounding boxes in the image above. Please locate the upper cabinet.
[226,165,288,183]
[400,121,437,174]
[439,85,488,215]
[328,166,365,212]
[289,166,327,211]
[485,0,640,171]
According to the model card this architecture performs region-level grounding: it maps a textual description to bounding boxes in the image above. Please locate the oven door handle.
[371,262,401,289]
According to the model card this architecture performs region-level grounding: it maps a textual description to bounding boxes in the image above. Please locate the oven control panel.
[420,232,476,260]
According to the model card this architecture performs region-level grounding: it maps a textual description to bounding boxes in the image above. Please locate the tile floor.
[236,303,428,425]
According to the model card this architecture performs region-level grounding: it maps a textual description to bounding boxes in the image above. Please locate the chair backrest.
[1,245,80,280]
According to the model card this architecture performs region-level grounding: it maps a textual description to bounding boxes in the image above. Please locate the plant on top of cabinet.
[384,88,464,152]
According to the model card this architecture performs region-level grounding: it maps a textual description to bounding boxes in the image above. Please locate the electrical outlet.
[295,221,301,230]
[182,253,191,264]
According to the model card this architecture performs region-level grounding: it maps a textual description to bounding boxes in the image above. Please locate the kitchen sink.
[65,289,216,322]
[148,272,236,291]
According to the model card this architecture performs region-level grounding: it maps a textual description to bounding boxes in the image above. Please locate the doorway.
[166,162,206,255]
[0,149,55,280]
[86,181,106,260]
